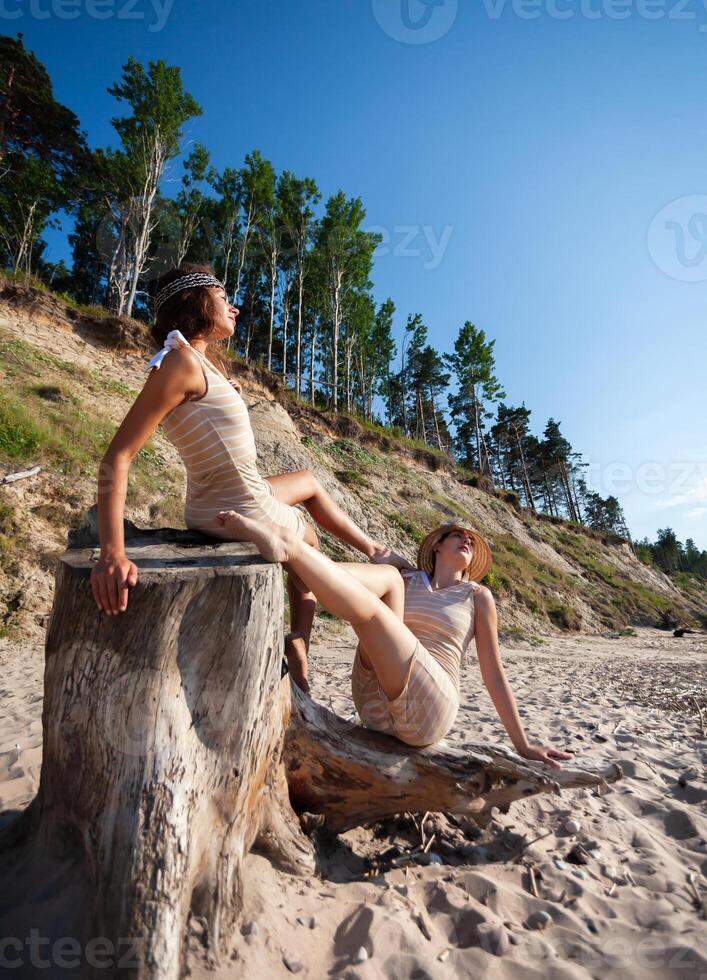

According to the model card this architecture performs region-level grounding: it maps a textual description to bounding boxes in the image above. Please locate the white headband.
[154,273,224,315]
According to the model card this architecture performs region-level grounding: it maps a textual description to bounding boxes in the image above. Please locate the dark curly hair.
[150,264,230,378]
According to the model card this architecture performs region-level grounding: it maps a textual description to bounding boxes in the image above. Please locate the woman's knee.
[303,522,319,549]
[299,469,322,500]
[385,569,405,607]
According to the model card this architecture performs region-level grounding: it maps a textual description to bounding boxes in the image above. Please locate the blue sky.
[10,0,707,547]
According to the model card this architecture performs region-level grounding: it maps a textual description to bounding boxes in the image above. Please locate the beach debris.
[690,696,705,737]
[573,869,588,880]
[587,848,601,860]
[412,910,433,941]
[687,872,705,912]
[283,954,304,973]
[526,863,540,898]
[526,910,552,930]
[511,829,553,862]
[564,817,581,835]
[242,921,259,937]
[566,844,588,865]
[0,464,41,485]
[554,858,568,871]
[437,949,450,962]
[602,865,619,881]
[353,947,369,964]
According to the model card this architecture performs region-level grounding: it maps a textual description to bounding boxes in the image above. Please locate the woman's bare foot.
[369,544,415,571]
[284,631,310,694]
[215,510,295,564]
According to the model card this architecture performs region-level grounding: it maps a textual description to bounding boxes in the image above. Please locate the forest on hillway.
[1,35,704,578]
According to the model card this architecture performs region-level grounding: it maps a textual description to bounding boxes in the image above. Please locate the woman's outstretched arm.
[91,350,204,615]
[473,586,574,770]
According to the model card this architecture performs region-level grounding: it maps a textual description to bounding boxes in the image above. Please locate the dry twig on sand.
[690,696,706,737]
[1,465,41,485]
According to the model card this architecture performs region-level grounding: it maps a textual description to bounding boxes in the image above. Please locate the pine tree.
[491,404,536,509]
[445,322,505,476]
[0,35,86,274]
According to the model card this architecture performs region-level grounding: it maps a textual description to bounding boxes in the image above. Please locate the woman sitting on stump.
[91,264,407,691]
[215,510,574,768]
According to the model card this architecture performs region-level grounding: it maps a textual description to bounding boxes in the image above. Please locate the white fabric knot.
[145,329,191,372]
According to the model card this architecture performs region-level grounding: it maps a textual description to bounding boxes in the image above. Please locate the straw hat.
[417,521,493,583]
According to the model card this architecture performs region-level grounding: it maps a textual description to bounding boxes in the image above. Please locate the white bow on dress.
[145,329,191,372]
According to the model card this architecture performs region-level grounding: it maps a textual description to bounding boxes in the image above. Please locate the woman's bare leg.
[336,563,406,671]
[266,470,384,559]
[284,522,318,693]
[216,512,418,700]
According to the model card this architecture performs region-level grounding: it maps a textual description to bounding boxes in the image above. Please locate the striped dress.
[153,345,306,539]
[351,570,477,747]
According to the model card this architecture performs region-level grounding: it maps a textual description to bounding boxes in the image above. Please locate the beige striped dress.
[351,570,477,747]
[151,343,307,539]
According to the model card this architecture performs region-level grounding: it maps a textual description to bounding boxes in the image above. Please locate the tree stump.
[0,522,621,979]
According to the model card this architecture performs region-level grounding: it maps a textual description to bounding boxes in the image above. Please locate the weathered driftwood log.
[0,522,621,979]
[285,687,621,833]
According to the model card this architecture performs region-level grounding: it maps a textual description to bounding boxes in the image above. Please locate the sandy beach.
[2,625,705,978]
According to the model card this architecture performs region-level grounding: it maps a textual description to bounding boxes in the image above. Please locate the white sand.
[2,627,706,978]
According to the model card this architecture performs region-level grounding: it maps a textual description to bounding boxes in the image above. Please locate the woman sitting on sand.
[90,265,404,688]
[215,510,574,768]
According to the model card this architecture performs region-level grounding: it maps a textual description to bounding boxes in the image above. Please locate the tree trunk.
[331,272,341,412]
[309,321,317,406]
[296,271,304,399]
[0,519,621,979]
[267,240,278,372]
[0,525,314,980]
[513,423,536,512]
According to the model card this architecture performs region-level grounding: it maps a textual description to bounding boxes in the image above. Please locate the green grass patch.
[0,336,185,520]
[483,568,511,593]
[335,469,369,489]
[546,602,582,631]
[386,512,426,544]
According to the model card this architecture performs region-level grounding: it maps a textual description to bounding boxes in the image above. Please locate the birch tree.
[107,57,201,317]
[174,143,211,266]
[276,173,321,397]
[315,193,380,411]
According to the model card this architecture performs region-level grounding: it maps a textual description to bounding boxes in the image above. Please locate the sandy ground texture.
[1,627,706,978]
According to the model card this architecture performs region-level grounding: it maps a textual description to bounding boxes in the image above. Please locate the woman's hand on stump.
[369,546,415,571]
[90,556,138,615]
[517,743,575,770]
